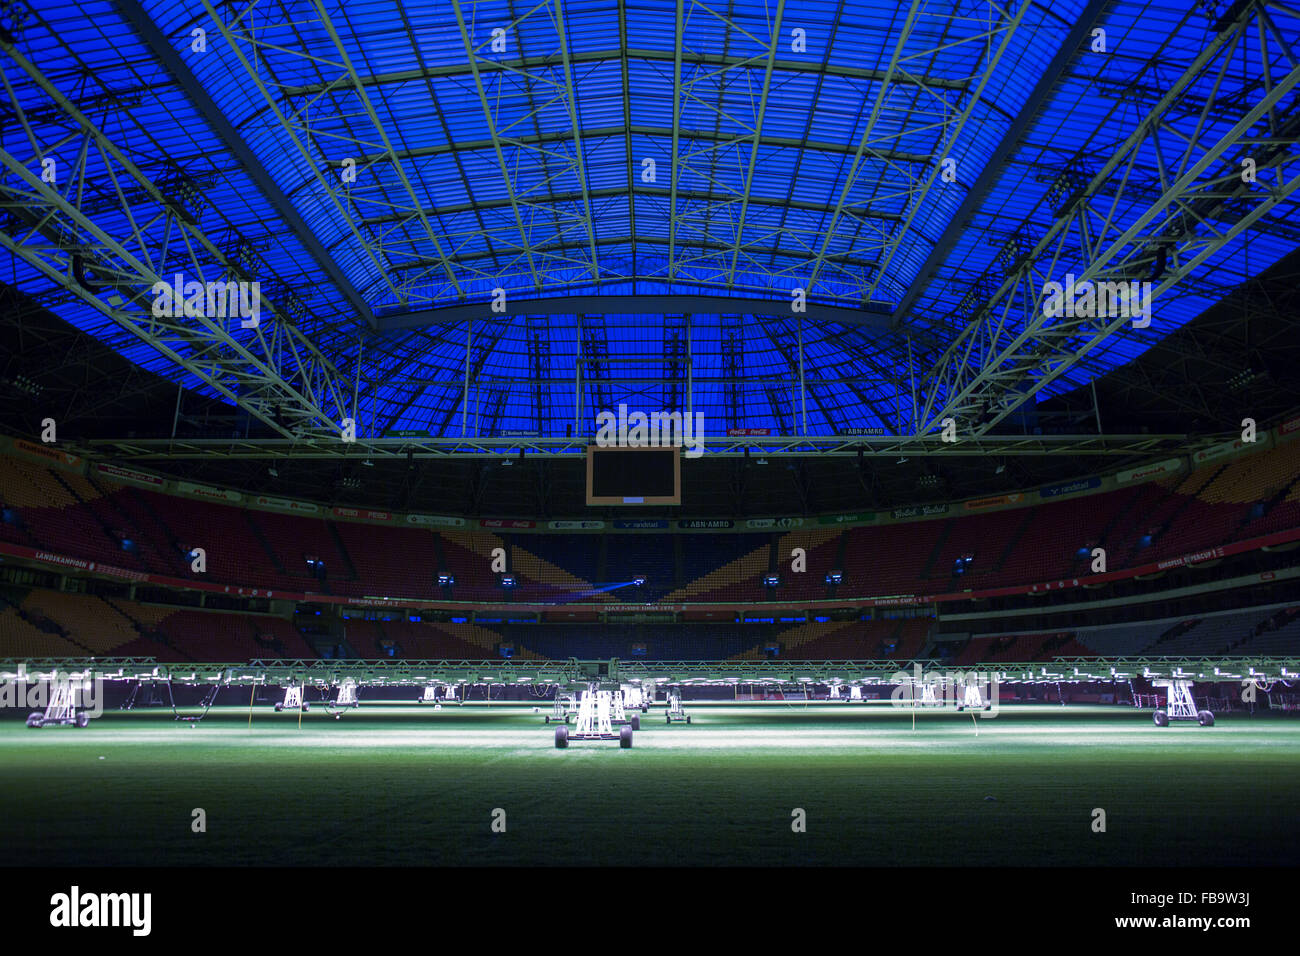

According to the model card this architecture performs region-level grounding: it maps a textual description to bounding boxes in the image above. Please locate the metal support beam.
[0,38,351,438]
[915,3,1300,435]
[376,295,894,330]
[113,0,375,328]
[889,0,1112,328]
[79,431,1196,461]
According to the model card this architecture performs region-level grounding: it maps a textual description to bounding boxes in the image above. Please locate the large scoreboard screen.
[586,446,681,505]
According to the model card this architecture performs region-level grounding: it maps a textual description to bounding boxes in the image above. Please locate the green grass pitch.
[2,702,1297,867]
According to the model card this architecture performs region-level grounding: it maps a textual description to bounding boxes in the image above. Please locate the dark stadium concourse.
[0,0,1299,926]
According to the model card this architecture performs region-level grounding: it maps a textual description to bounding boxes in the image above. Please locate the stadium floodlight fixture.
[500,575,517,589]
[633,576,646,587]
[825,570,843,585]
[438,574,454,586]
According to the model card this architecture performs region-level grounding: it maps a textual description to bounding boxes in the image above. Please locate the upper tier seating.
[2,439,1298,604]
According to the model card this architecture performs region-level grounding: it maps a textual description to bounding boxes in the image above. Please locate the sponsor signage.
[964,493,1023,511]
[837,428,888,436]
[499,429,541,438]
[1191,438,1259,464]
[480,519,536,529]
[12,439,81,468]
[1116,458,1182,484]
[179,481,242,503]
[817,512,873,525]
[746,517,805,529]
[255,495,318,513]
[678,519,734,530]
[614,519,669,529]
[548,520,605,530]
[406,514,465,528]
[383,429,430,438]
[332,507,393,523]
[726,428,771,437]
[1278,415,1300,437]
[1039,477,1101,498]
[95,463,164,487]
[892,504,949,519]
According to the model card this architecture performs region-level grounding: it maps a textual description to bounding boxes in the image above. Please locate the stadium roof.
[2,0,1298,446]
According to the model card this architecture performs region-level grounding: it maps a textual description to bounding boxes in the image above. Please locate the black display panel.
[586,446,681,505]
